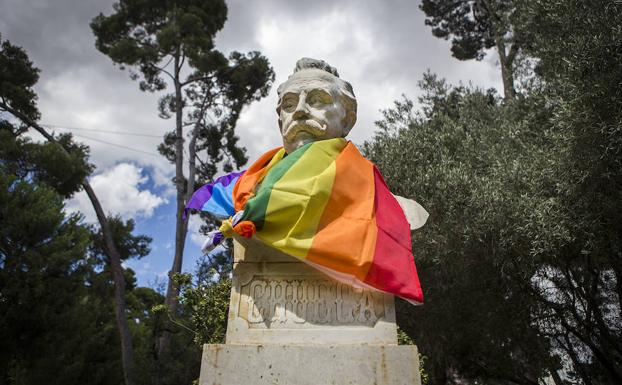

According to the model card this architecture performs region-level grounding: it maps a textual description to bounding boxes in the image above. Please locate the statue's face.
[277,69,351,153]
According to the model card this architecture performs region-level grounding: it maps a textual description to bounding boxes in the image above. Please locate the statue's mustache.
[283,119,326,139]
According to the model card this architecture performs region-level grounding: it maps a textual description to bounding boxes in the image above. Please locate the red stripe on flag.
[363,167,424,304]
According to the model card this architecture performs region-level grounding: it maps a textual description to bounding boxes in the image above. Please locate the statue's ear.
[342,110,357,137]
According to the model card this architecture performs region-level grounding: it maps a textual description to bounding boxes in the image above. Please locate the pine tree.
[0,34,144,385]
[90,0,274,355]
[420,0,519,100]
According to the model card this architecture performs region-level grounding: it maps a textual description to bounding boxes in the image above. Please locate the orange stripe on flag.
[306,143,377,281]
[233,147,283,211]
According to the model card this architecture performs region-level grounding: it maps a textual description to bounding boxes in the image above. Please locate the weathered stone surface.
[226,238,397,345]
[199,344,422,385]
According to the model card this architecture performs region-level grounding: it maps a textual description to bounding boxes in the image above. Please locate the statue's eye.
[308,95,323,107]
[281,96,298,112]
[308,91,331,107]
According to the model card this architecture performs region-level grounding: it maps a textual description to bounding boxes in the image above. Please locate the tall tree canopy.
[0,35,157,385]
[514,1,622,383]
[364,76,559,385]
[0,33,40,122]
[91,2,274,354]
[0,132,95,384]
[367,1,622,383]
[420,0,519,100]
[0,83,136,385]
[0,128,197,385]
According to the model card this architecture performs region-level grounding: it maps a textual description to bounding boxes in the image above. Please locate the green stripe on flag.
[244,142,311,230]
[260,138,345,258]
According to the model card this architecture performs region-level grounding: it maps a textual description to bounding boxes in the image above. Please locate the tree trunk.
[561,334,593,385]
[82,182,135,385]
[549,367,565,385]
[159,51,188,357]
[1,102,135,385]
[185,94,211,207]
[499,55,516,101]
[432,361,448,385]
[612,264,622,326]
[560,315,622,384]
[494,38,517,101]
[478,0,518,101]
[186,123,199,206]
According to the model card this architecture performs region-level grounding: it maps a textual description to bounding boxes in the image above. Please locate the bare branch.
[148,62,175,82]
[177,52,186,78]
[181,74,215,87]
[506,42,520,67]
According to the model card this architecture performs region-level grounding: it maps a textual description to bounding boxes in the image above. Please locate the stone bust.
[275,58,429,229]
[276,58,357,154]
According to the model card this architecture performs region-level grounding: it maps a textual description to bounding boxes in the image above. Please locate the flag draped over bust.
[185,138,424,304]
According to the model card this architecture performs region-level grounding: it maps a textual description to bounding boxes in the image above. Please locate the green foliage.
[513,1,622,383]
[1,37,130,384]
[91,0,275,181]
[194,250,232,284]
[0,130,93,198]
[420,0,520,99]
[420,0,514,61]
[0,33,40,121]
[0,151,196,384]
[397,327,429,385]
[178,273,231,345]
[366,6,622,376]
[0,157,125,384]
[182,50,274,177]
[397,326,415,345]
[129,286,201,385]
[0,35,196,385]
[0,37,93,199]
[419,354,430,385]
[364,75,561,384]
[91,8,273,361]
[91,0,228,92]
[155,252,234,347]
[190,279,231,345]
[516,0,622,246]
[90,215,152,263]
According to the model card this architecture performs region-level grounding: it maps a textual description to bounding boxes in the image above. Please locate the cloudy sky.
[0,0,502,288]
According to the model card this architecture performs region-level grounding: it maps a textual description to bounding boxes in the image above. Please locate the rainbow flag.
[185,138,423,304]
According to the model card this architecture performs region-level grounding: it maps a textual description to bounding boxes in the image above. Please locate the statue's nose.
[292,109,309,120]
[292,93,309,120]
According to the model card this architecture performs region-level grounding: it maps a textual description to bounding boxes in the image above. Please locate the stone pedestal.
[199,237,421,385]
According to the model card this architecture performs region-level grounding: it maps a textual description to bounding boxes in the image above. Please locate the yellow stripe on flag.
[256,138,346,258]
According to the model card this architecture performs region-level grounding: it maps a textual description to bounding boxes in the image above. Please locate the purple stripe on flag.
[212,231,224,246]
[184,171,245,219]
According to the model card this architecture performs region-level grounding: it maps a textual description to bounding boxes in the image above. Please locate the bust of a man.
[186,57,427,305]
[276,58,357,154]
[275,58,428,229]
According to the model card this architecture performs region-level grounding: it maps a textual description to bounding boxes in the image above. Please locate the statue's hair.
[294,57,340,77]
[276,58,357,134]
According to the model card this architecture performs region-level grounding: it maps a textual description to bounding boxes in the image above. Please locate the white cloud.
[3,0,505,176]
[65,162,167,222]
[4,0,505,182]
[188,215,206,248]
[37,66,172,167]
[3,0,507,287]
[213,0,504,161]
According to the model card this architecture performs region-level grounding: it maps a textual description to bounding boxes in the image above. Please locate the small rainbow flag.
[185,138,423,304]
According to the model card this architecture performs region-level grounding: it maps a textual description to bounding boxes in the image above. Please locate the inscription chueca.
[237,277,386,328]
